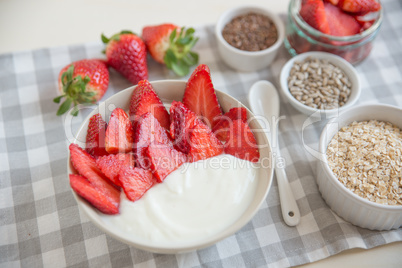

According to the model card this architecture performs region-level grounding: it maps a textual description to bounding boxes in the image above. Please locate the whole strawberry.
[142,24,199,76]
[54,59,109,116]
[102,31,148,85]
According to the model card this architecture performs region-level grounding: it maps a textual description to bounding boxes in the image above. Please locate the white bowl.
[67,80,274,253]
[317,104,402,230]
[280,51,361,118]
[215,6,285,72]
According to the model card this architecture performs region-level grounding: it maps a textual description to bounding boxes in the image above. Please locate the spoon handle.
[274,153,301,226]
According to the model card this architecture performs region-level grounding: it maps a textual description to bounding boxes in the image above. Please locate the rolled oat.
[326,120,402,205]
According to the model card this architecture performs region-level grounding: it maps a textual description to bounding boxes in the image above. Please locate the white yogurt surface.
[101,154,260,247]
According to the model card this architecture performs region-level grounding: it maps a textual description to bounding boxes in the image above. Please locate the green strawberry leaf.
[57,98,72,116]
[169,29,177,43]
[178,36,191,45]
[164,49,176,69]
[53,95,63,104]
[185,28,195,36]
[164,27,199,77]
[101,34,109,44]
[182,52,198,66]
[120,30,134,35]
[171,60,189,77]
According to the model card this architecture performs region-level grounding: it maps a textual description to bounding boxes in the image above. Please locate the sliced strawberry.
[212,107,248,142]
[325,0,339,5]
[300,0,330,34]
[324,2,361,36]
[119,165,157,202]
[96,153,135,187]
[224,119,260,162]
[187,120,224,162]
[337,0,380,14]
[169,101,199,153]
[70,174,119,214]
[146,142,187,182]
[86,113,108,158]
[69,143,121,206]
[129,80,170,130]
[133,112,173,169]
[170,101,223,162]
[182,64,222,129]
[105,108,134,154]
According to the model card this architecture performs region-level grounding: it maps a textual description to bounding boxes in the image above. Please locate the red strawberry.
[224,119,260,162]
[336,0,380,14]
[54,59,109,116]
[324,2,361,36]
[70,174,119,214]
[146,142,187,182]
[96,153,135,187]
[212,107,248,142]
[182,64,222,129]
[169,101,199,153]
[129,80,170,130]
[325,0,339,5]
[187,121,224,162]
[142,24,199,76]
[119,166,157,202]
[300,0,330,34]
[105,108,134,154]
[170,101,223,162]
[133,112,173,169]
[69,143,120,206]
[102,31,148,85]
[86,113,108,158]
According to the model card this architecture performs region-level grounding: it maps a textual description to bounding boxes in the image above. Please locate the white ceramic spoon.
[248,80,301,226]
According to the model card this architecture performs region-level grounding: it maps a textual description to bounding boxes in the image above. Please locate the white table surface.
[1,0,401,267]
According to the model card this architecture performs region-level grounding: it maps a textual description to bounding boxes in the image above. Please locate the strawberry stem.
[164,27,199,77]
[54,64,95,116]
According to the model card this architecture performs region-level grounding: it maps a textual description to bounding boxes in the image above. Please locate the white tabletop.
[1,0,401,267]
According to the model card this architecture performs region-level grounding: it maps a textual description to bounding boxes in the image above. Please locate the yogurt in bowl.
[103,154,260,247]
[68,80,273,253]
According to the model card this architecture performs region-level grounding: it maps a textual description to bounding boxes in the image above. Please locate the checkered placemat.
[1,0,402,267]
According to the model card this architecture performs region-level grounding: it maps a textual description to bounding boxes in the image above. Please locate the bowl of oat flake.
[215,6,285,72]
[280,52,361,118]
[317,104,402,230]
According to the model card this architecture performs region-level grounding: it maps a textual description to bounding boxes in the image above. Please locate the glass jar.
[284,0,383,65]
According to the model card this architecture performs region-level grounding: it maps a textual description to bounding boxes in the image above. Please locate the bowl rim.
[279,51,361,117]
[289,0,383,42]
[67,79,274,253]
[215,5,285,57]
[318,103,402,211]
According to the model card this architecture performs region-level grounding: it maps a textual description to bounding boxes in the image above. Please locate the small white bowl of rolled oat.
[317,104,402,230]
[280,52,361,118]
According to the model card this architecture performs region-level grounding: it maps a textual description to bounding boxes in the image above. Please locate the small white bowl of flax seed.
[280,52,361,118]
[317,104,402,230]
[215,6,285,72]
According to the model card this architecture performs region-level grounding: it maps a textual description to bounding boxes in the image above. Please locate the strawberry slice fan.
[69,63,260,215]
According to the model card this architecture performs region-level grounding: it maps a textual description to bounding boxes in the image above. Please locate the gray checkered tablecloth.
[1,0,402,267]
